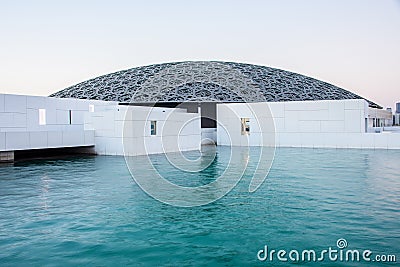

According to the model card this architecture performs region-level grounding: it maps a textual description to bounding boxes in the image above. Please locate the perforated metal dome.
[50,61,381,108]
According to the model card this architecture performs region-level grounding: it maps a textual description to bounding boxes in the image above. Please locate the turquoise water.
[0,147,399,266]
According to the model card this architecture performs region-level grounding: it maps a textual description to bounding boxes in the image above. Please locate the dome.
[50,61,381,108]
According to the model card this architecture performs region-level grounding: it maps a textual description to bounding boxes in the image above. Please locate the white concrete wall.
[217,99,400,149]
[3,94,399,153]
[0,93,115,151]
[84,105,202,156]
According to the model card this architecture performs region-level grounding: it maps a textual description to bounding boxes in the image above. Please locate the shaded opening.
[13,146,95,162]
[120,102,217,128]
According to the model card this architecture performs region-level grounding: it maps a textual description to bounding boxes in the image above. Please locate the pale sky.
[1,0,399,109]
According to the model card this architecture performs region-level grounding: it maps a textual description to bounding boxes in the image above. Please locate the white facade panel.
[0,94,4,112]
[321,120,345,133]
[5,132,29,150]
[0,113,15,128]
[269,102,284,118]
[374,134,389,149]
[344,99,363,110]
[360,134,375,149]
[27,109,40,130]
[345,109,364,133]
[387,133,400,149]
[84,130,95,145]
[56,109,69,125]
[71,110,85,124]
[299,120,321,133]
[284,110,300,132]
[298,109,329,121]
[4,95,26,113]
[328,101,345,120]
[62,131,85,147]
[48,131,63,147]
[27,96,46,109]
[29,131,48,149]
[0,132,5,150]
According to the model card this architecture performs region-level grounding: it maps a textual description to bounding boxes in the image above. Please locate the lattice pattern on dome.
[160,82,247,102]
[50,61,380,108]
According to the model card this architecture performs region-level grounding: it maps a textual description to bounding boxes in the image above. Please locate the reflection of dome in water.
[50,61,380,108]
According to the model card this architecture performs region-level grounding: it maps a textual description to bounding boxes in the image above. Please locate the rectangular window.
[69,110,72,124]
[150,121,157,135]
[365,118,368,133]
[39,109,46,125]
[89,104,95,112]
[241,118,250,135]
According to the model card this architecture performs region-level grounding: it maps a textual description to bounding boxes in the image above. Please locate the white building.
[1,61,399,162]
[0,94,201,161]
[217,100,400,149]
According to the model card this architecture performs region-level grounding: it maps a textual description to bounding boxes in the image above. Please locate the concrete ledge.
[0,151,14,163]
[1,130,95,152]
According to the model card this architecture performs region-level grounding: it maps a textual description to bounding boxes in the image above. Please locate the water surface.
[0,147,399,266]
